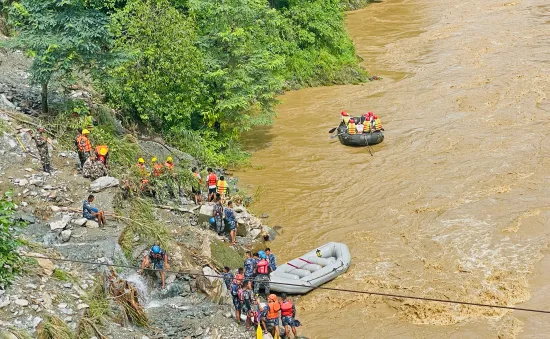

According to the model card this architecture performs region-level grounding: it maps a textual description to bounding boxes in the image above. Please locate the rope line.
[22,254,550,314]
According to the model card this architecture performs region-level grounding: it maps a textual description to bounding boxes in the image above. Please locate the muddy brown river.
[235,0,550,337]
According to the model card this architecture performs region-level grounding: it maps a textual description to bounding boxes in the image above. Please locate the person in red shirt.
[206,168,218,202]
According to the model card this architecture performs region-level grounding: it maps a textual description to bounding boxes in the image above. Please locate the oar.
[330,132,344,139]
[328,127,337,133]
[365,132,374,157]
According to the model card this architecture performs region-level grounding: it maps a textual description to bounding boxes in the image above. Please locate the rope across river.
[22,254,550,315]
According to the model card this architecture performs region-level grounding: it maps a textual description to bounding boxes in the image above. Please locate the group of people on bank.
[221,250,299,338]
[340,111,384,134]
[75,128,110,180]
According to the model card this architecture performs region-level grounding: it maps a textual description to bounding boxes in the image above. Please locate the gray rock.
[198,204,214,224]
[262,225,278,241]
[71,218,87,227]
[18,179,28,186]
[0,299,10,308]
[49,214,72,231]
[32,317,42,328]
[89,176,119,192]
[0,94,16,109]
[14,299,29,306]
[249,229,261,239]
[86,220,99,228]
[58,303,67,309]
[0,330,18,339]
[61,230,72,242]
[77,303,89,310]
[25,283,38,290]
[29,179,43,186]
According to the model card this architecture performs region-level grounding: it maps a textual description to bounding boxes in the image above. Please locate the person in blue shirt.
[222,266,234,290]
[265,248,277,272]
[139,244,169,289]
[82,195,106,227]
[244,251,256,280]
[224,200,237,245]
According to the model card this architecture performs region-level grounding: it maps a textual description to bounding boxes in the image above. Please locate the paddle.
[328,127,337,133]
[365,134,374,156]
[330,132,344,139]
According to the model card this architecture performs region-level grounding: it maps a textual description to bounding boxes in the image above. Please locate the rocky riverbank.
[0,109,284,338]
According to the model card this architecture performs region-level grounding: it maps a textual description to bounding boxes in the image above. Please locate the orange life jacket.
[77,135,91,152]
[153,163,163,177]
[257,259,269,275]
[348,120,356,135]
[164,162,174,170]
[193,172,202,183]
[280,300,294,317]
[374,117,383,131]
[207,173,217,187]
[267,301,281,320]
[217,179,228,195]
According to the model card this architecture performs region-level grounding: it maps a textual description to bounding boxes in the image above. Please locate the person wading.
[206,168,218,202]
[139,244,169,289]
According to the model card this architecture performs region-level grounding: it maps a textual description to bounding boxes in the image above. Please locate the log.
[154,204,200,214]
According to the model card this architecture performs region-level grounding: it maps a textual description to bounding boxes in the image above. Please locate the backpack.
[257,259,269,275]
[231,283,239,297]
[238,288,244,302]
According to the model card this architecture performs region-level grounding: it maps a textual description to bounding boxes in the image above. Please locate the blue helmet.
[152,245,161,254]
[258,250,267,259]
[209,217,216,225]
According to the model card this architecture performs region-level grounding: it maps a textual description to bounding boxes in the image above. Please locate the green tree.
[0,191,26,288]
[6,0,113,113]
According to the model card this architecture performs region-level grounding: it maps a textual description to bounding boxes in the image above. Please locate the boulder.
[196,266,230,305]
[198,204,214,224]
[31,254,54,275]
[249,229,261,239]
[18,179,28,186]
[236,222,248,237]
[71,218,88,227]
[14,299,29,306]
[0,94,16,109]
[86,220,99,228]
[49,214,72,231]
[0,330,18,339]
[262,225,278,241]
[61,230,72,242]
[90,176,119,192]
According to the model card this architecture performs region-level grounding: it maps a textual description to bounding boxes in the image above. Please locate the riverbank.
[236,0,550,338]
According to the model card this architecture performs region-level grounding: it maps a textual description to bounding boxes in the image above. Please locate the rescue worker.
[164,156,175,171]
[225,200,237,245]
[192,167,203,204]
[212,194,224,235]
[265,248,277,272]
[217,175,229,198]
[265,294,281,338]
[373,114,384,132]
[230,274,244,324]
[243,251,256,281]
[77,129,92,168]
[347,118,357,135]
[280,293,298,338]
[341,111,351,126]
[82,194,106,227]
[29,127,51,173]
[241,280,255,330]
[151,157,163,177]
[136,157,150,190]
[206,168,218,202]
[222,266,234,290]
[139,243,169,289]
[95,145,109,166]
[254,251,271,296]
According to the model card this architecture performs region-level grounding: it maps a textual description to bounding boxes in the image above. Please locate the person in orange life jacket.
[340,111,351,126]
[216,175,229,198]
[280,293,298,338]
[164,156,175,171]
[212,194,224,235]
[262,294,281,338]
[230,273,244,324]
[254,251,271,296]
[265,248,277,271]
[76,129,92,168]
[191,167,203,205]
[139,244,169,289]
[206,168,218,202]
[347,118,357,135]
[372,114,384,131]
[95,145,109,166]
[151,157,163,177]
[136,158,150,190]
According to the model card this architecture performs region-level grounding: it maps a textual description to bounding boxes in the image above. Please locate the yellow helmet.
[167,156,173,162]
[99,147,107,156]
[138,158,145,164]
[151,157,157,163]
[82,129,90,135]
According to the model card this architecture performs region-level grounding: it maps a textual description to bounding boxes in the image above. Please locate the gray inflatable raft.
[269,242,351,294]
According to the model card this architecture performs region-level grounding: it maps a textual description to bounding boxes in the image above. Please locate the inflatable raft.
[337,124,384,146]
[269,242,351,294]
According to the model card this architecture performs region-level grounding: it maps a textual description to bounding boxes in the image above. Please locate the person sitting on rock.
[82,194,106,227]
[139,243,169,289]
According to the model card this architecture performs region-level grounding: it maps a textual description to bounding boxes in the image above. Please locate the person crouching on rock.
[82,194,106,227]
[139,243,169,289]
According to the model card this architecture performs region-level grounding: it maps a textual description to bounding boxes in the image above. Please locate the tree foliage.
[0,191,26,288]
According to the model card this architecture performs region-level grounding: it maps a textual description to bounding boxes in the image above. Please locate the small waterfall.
[124,272,150,306]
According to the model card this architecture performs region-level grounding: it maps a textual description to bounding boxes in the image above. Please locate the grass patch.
[76,276,110,339]
[210,239,244,269]
[36,315,73,339]
[52,268,74,283]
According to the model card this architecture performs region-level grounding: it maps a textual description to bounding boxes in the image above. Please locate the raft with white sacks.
[269,242,351,294]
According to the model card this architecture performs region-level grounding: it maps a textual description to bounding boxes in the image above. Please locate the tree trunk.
[41,82,48,114]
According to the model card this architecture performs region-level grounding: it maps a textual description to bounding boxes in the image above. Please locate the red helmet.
[341,111,349,116]
[349,118,355,123]
[234,274,244,282]
[373,115,379,119]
